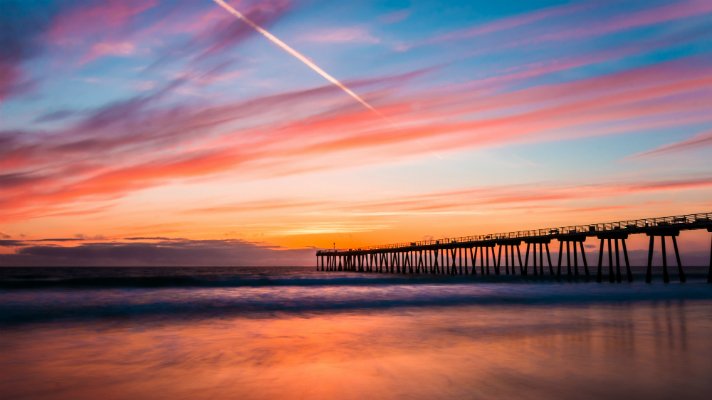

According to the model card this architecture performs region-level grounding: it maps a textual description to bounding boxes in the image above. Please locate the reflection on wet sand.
[2,300,711,400]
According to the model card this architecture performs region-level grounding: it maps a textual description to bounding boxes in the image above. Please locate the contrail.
[212,0,378,114]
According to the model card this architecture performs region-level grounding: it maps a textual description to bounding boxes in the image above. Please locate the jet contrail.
[212,0,378,114]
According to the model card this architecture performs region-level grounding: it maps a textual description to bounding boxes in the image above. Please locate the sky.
[1,0,711,266]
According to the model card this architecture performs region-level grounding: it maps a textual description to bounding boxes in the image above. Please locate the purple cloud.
[0,240,25,247]
[0,0,59,101]
[0,239,314,266]
[33,109,79,124]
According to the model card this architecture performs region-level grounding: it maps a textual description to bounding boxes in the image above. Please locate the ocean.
[1,266,711,399]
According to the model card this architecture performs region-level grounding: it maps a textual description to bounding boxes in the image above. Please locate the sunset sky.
[1,0,711,266]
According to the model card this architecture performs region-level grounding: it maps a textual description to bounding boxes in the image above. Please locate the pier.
[316,212,712,283]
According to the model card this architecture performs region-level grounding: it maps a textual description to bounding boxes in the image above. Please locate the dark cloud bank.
[0,239,315,267]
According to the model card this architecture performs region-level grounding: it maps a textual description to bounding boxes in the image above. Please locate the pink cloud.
[345,177,712,214]
[262,60,712,161]
[413,2,590,48]
[41,0,291,70]
[299,27,381,44]
[177,176,712,221]
[0,63,32,102]
[461,27,708,91]
[40,0,157,68]
[634,130,712,158]
[81,41,136,64]
[0,69,424,219]
[411,0,712,53]
[524,0,712,45]
[47,0,157,45]
[186,199,324,214]
[189,0,291,60]
[379,10,411,24]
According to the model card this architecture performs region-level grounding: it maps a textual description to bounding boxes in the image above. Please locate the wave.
[1,266,708,289]
[2,281,712,326]
[0,274,603,289]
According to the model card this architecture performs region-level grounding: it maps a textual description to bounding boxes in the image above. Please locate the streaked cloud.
[419,1,588,47]
[2,55,712,223]
[529,0,712,43]
[634,130,712,158]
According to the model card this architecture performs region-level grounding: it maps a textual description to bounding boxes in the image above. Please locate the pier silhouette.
[316,212,712,283]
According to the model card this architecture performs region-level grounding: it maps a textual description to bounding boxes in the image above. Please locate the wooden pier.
[316,212,712,283]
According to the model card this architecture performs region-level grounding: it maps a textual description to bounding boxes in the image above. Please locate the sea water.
[1,266,711,399]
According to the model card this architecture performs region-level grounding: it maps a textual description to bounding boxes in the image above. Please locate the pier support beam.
[557,234,588,280]
[472,242,497,275]
[450,247,458,275]
[523,238,552,277]
[461,247,467,275]
[496,240,522,276]
[432,248,440,274]
[468,246,476,275]
[709,227,712,283]
[645,228,685,284]
[595,232,631,283]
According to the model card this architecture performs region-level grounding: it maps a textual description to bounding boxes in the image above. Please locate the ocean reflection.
[2,300,711,400]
